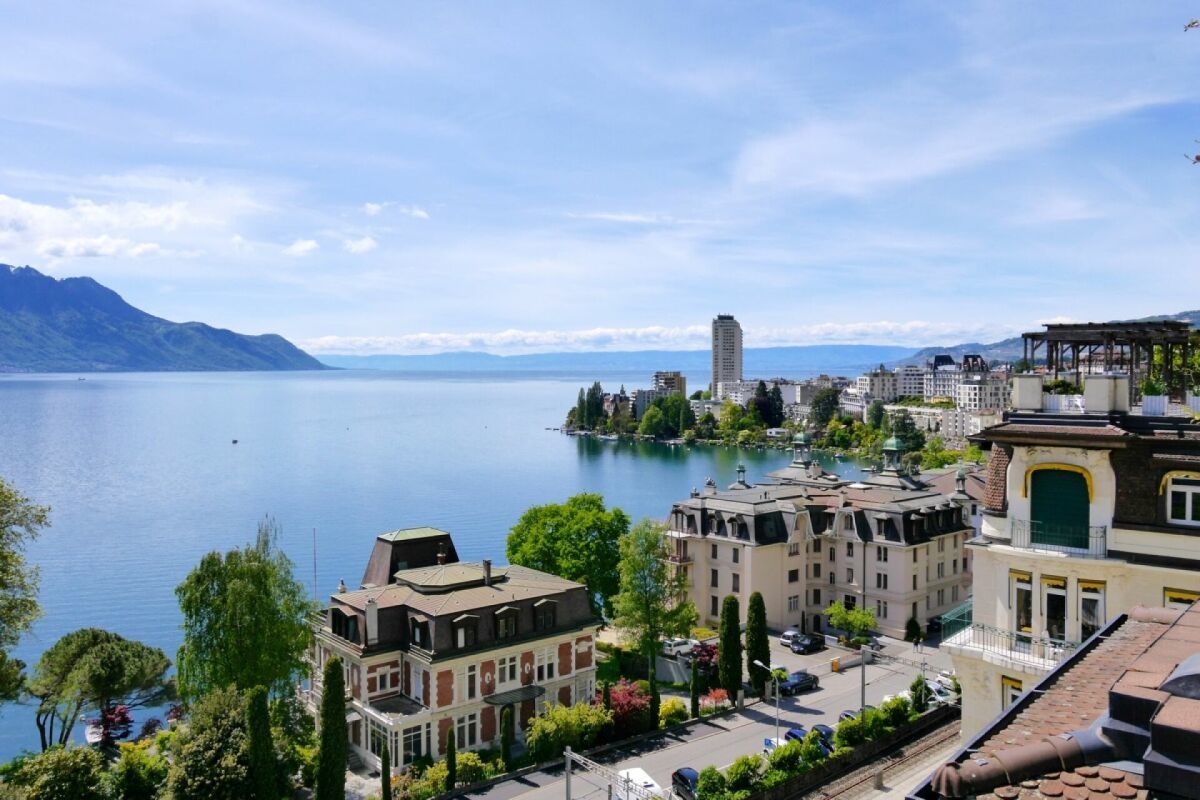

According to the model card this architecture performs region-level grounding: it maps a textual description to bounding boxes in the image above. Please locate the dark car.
[784,726,808,742]
[779,670,819,695]
[671,768,699,800]
[926,615,943,636]
[812,723,835,743]
[789,634,825,655]
[837,705,875,722]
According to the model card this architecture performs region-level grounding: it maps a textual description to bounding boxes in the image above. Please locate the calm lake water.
[0,370,862,757]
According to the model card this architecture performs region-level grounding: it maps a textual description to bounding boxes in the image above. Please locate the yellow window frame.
[1022,463,1094,502]
[1158,471,1200,495]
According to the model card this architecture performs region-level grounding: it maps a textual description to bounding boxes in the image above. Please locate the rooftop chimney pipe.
[482,559,492,586]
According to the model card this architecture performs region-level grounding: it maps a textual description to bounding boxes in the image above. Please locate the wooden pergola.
[1021,321,1199,399]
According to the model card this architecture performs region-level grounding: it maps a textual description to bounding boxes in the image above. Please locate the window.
[1168,477,1200,526]
[876,600,887,618]
[455,622,478,648]
[912,574,917,590]
[732,548,740,564]
[828,572,834,585]
[846,542,854,557]
[952,585,959,602]
[377,670,393,692]
[875,573,888,590]
[937,588,945,606]
[534,603,556,631]
[535,649,556,682]
[912,601,918,620]
[1002,676,1023,710]
[953,559,959,574]
[812,589,821,607]
[497,655,518,688]
[711,544,718,559]
[788,542,800,556]
[846,568,854,584]
[402,725,424,765]
[788,595,800,612]
[812,563,821,579]
[912,549,918,564]
[788,569,800,583]
[710,569,719,588]
[1011,572,1032,633]
[731,573,740,593]
[456,712,478,749]
[844,515,854,532]
[409,618,425,647]
[936,562,945,579]
[497,613,518,640]
[844,594,856,609]
[876,546,888,562]
[1080,582,1105,640]
[828,547,835,561]
[1164,587,1200,611]
[711,595,719,616]
[937,537,945,553]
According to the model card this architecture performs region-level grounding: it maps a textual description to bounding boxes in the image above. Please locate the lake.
[0,370,863,757]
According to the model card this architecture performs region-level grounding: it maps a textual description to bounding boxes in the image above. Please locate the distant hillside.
[899,310,1200,366]
[0,265,326,372]
[320,344,919,378]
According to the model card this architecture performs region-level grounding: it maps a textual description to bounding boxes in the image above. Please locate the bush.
[633,679,651,695]
[453,752,504,785]
[696,766,727,798]
[833,713,868,749]
[106,740,168,800]
[608,680,653,739]
[691,627,717,641]
[910,674,932,713]
[725,753,762,794]
[904,617,922,643]
[765,739,805,773]
[699,688,730,715]
[9,747,105,800]
[658,697,688,729]
[798,730,828,766]
[165,687,252,800]
[880,696,915,729]
[759,769,790,790]
[297,744,319,789]
[526,701,613,763]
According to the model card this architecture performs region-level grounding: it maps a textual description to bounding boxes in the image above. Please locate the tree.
[825,601,876,639]
[718,595,742,699]
[745,593,770,696]
[909,673,931,713]
[315,656,346,800]
[637,405,667,438]
[10,745,105,800]
[866,400,885,429]
[380,740,392,800]
[810,388,841,430]
[27,628,174,751]
[500,705,514,768]
[611,521,697,708]
[175,516,316,703]
[246,686,277,800]
[0,478,47,705]
[166,687,252,800]
[904,617,922,644]
[445,727,457,791]
[607,679,653,738]
[651,394,696,438]
[106,740,168,800]
[689,659,700,718]
[890,411,925,453]
[506,494,629,616]
[696,766,727,799]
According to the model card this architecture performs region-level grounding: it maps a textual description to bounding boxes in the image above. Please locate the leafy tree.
[500,705,514,768]
[246,686,277,800]
[745,593,770,696]
[611,520,697,702]
[889,410,926,453]
[964,443,984,463]
[444,727,456,791]
[718,595,742,699]
[810,388,841,430]
[607,679,652,738]
[586,381,606,429]
[909,674,932,713]
[0,478,47,705]
[825,601,876,639]
[166,687,252,800]
[866,400,885,429]
[726,753,763,793]
[106,740,168,800]
[689,390,703,400]
[694,412,717,440]
[651,394,696,438]
[175,517,316,702]
[904,617,922,643]
[689,659,700,718]
[9,745,105,800]
[315,656,346,800]
[506,494,628,616]
[637,405,667,437]
[380,740,392,800]
[526,701,612,762]
[768,385,786,428]
[696,766,726,798]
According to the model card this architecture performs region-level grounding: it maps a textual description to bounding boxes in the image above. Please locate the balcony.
[1010,519,1107,558]
[666,551,693,564]
[941,602,1078,671]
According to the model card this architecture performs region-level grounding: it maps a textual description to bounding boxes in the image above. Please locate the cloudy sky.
[2,3,1199,354]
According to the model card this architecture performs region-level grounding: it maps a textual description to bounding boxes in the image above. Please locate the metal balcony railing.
[943,620,1078,669]
[1011,519,1107,558]
[666,552,693,564]
[940,601,973,641]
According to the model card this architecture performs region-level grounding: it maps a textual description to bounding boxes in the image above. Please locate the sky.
[1,2,1199,354]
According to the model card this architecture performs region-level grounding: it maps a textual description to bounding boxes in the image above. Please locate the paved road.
[469,642,929,800]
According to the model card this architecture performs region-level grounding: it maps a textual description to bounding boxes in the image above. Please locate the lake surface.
[0,370,864,757]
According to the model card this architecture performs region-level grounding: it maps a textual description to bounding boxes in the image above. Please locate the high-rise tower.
[711,314,743,399]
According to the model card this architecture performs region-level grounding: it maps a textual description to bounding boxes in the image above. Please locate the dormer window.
[453,614,479,648]
[1167,477,1200,527]
[534,599,557,631]
[409,618,429,648]
[331,609,360,644]
[496,607,519,640]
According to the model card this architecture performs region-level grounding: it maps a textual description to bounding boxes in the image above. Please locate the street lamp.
[752,659,781,746]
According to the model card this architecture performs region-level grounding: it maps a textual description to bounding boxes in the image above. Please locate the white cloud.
[283,238,319,257]
[361,201,429,219]
[342,236,377,254]
[37,235,160,259]
[362,202,384,216]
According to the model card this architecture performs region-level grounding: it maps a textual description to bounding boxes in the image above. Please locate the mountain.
[0,265,326,372]
[319,344,919,377]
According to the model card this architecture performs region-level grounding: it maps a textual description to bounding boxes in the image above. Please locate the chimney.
[437,543,447,565]
[690,486,700,498]
[365,596,379,646]
[337,578,347,593]
[1012,373,1044,411]
[737,464,746,484]
[483,559,492,586]
[1084,373,1130,414]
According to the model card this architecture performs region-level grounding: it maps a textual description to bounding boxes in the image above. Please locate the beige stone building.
[944,374,1200,737]
[664,435,972,638]
[305,528,599,771]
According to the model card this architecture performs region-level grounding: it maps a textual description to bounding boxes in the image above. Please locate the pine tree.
[689,659,700,718]
[500,705,514,768]
[246,685,277,800]
[745,592,770,697]
[718,595,742,700]
[445,727,457,791]
[315,656,347,800]
[380,740,392,800]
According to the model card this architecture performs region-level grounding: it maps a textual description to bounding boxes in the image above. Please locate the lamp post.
[753,659,781,746]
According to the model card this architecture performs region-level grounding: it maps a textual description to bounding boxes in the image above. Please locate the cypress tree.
[445,727,457,791]
[500,706,514,768]
[718,595,742,700]
[602,681,611,710]
[648,666,660,727]
[246,685,277,800]
[690,659,700,718]
[745,592,770,697]
[380,740,392,800]
[316,656,347,800]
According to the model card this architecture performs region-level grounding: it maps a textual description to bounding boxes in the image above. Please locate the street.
[469,639,946,800]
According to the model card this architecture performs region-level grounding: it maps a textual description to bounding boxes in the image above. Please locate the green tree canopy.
[0,477,48,704]
[745,593,770,696]
[810,388,841,430]
[718,595,742,698]
[506,494,628,616]
[10,745,105,800]
[315,656,347,800]
[637,405,667,438]
[866,400,885,429]
[175,517,316,703]
[825,601,876,639]
[651,394,696,438]
[166,687,251,800]
[889,410,926,453]
[612,521,697,683]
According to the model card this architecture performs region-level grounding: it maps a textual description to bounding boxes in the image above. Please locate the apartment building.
[856,365,899,403]
[924,354,988,401]
[721,378,800,407]
[663,436,972,638]
[955,374,1009,411]
[895,365,925,399]
[711,315,743,399]
[943,373,1200,735]
[307,528,599,771]
[652,371,687,397]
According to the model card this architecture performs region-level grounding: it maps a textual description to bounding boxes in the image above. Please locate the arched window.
[1166,475,1200,527]
[1029,469,1090,549]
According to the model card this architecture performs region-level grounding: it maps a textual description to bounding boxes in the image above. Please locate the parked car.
[838,705,874,722]
[763,736,786,753]
[671,768,699,800]
[934,669,957,690]
[778,628,802,648]
[784,726,808,742]
[926,615,943,635]
[885,680,954,706]
[662,637,694,657]
[789,634,825,655]
[779,670,819,696]
[812,723,835,744]
[616,768,662,800]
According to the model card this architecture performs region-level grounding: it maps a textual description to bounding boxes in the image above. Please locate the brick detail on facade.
[481,705,496,742]
[421,670,430,707]
[558,685,572,706]
[481,659,495,696]
[985,445,1011,512]
[520,650,534,685]
[558,641,573,676]
[436,669,454,708]
[437,717,453,756]
[575,635,593,669]
[367,675,376,693]
[520,698,535,729]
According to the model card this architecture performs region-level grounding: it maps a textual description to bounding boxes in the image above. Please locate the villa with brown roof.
[305,527,599,772]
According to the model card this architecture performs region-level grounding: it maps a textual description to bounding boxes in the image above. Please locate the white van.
[615,767,663,799]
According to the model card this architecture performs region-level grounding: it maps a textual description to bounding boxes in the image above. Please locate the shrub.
[453,752,503,785]
[526,702,613,763]
[700,688,730,715]
[609,679,653,738]
[910,674,932,713]
[725,753,762,794]
[798,730,828,766]
[833,712,868,749]
[904,617,922,643]
[296,745,318,789]
[862,706,890,740]
[765,738,805,773]
[691,627,717,641]
[105,740,168,800]
[696,766,727,798]
[10,746,105,800]
[658,697,688,728]
[760,769,790,790]
[634,679,651,696]
[166,687,252,800]
[880,695,914,729]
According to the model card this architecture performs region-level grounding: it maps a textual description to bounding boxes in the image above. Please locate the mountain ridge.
[0,265,326,373]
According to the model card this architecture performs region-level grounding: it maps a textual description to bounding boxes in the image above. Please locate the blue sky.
[1,3,1199,354]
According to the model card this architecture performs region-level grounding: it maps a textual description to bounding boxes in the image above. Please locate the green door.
[1030,470,1089,549]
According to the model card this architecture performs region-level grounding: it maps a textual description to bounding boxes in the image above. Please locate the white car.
[661,637,694,657]
[884,680,954,707]
[615,767,662,799]
[778,628,802,648]
[934,669,957,690]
